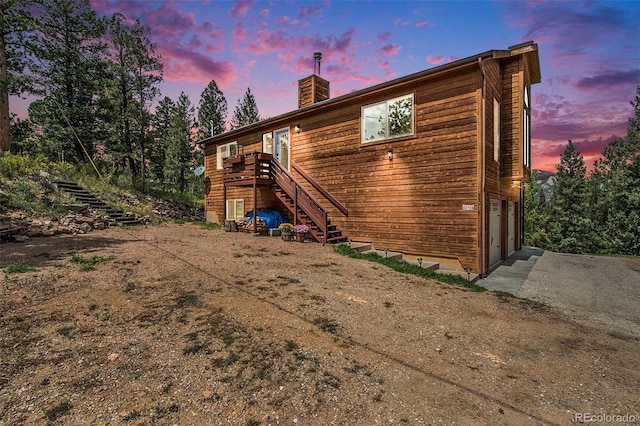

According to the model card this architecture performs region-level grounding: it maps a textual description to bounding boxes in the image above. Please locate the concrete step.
[364,249,403,260]
[349,242,372,252]
[404,258,439,271]
[436,269,480,283]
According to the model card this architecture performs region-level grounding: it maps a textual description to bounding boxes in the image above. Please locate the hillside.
[0,156,206,240]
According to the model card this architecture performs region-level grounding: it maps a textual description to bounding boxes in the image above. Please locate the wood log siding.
[290,71,481,269]
[205,46,541,273]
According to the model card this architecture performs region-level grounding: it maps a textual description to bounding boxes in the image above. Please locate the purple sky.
[11,0,640,172]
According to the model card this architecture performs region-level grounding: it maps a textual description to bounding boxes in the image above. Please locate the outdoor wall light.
[387,148,393,161]
[295,124,301,133]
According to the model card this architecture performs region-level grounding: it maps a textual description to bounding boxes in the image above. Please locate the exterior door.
[489,199,501,267]
[507,202,515,255]
[274,128,290,169]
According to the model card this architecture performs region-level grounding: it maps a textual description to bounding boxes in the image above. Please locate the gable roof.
[204,41,540,146]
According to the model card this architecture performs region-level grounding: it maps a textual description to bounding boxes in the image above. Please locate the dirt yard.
[1,223,639,425]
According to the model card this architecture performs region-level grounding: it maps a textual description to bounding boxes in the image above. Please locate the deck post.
[223,184,227,222]
[293,184,298,225]
[253,181,257,234]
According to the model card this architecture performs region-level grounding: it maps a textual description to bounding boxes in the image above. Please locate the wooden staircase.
[56,181,141,225]
[223,153,348,244]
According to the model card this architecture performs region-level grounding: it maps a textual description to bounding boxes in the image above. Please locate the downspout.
[478,57,487,277]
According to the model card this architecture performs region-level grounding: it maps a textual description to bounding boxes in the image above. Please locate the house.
[203,41,541,277]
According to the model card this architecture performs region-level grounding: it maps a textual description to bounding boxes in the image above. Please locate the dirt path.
[1,224,639,425]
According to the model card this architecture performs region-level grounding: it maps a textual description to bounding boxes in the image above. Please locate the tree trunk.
[0,11,10,154]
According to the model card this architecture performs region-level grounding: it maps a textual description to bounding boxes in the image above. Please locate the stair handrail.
[291,161,348,217]
[271,160,328,241]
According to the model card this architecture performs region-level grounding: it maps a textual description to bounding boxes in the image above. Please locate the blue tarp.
[245,209,288,230]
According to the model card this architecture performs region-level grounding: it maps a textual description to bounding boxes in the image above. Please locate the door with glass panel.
[273,128,290,170]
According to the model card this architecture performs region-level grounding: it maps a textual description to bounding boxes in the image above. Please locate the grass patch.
[183,343,206,355]
[70,254,115,271]
[45,401,71,421]
[122,411,140,422]
[175,292,198,307]
[5,262,36,274]
[57,326,74,337]
[8,313,24,322]
[332,244,485,291]
[197,221,222,230]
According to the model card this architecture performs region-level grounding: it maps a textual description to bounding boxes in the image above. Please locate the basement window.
[226,199,244,221]
[217,141,238,170]
[361,94,414,143]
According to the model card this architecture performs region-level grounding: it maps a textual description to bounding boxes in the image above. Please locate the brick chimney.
[298,52,330,108]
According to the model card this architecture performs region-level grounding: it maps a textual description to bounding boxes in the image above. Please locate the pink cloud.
[376,44,402,56]
[427,55,444,65]
[376,31,391,43]
[393,18,411,26]
[416,20,428,27]
[260,8,269,18]
[297,1,328,19]
[159,45,237,87]
[231,0,254,19]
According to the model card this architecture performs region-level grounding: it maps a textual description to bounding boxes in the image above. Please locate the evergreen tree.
[164,92,195,192]
[547,141,594,253]
[229,87,259,130]
[149,96,175,183]
[592,86,640,255]
[25,0,107,163]
[197,80,227,139]
[0,0,35,154]
[103,13,162,186]
[523,170,549,248]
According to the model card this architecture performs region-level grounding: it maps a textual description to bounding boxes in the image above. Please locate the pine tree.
[0,0,35,154]
[103,13,163,186]
[523,170,549,248]
[164,92,195,192]
[593,86,640,255]
[547,141,594,253]
[25,0,107,163]
[149,96,175,183]
[198,80,227,139]
[229,87,259,130]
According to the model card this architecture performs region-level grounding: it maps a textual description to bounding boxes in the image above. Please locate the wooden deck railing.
[270,160,329,240]
[223,152,273,186]
[222,152,347,242]
[291,161,348,217]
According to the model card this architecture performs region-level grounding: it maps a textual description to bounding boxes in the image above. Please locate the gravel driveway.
[517,251,640,338]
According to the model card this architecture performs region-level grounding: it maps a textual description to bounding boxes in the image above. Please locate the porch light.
[295,124,301,133]
[387,148,393,161]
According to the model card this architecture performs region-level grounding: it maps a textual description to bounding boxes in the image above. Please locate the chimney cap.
[313,52,322,75]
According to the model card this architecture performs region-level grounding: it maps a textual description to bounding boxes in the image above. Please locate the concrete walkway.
[476,246,543,294]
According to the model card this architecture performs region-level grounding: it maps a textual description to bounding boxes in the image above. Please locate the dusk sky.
[11,0,640,172]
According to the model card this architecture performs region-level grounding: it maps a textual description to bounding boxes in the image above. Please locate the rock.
[14,235,29,242]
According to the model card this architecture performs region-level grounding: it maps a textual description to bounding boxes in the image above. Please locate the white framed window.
[226,198,244,221]
[361,93,414,143]
[216,141,238,170]
[523,86,531,168]
[262,132,273,154]
[494,98,500,162]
